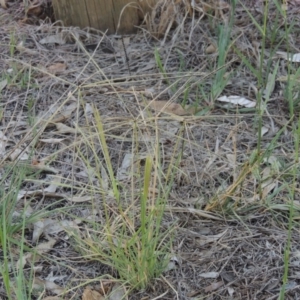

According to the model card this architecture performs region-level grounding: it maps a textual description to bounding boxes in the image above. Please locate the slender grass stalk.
[154,47,169,84]
[0,166,28,299]
[93,106,120,203]
[279,111,300,300]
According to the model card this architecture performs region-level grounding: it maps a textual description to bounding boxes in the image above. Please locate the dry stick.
[111,1,131,76]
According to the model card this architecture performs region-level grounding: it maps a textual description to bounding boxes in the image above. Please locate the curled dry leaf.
[32,218,81,243]
[55,123,77,134]
[82,286,105,300]
[33,278,64,296]
[16,41,38,55]
[47,62,67,75]
[206,44,217,54]
[146,100,194,116]
[39,34,66,45]
[217,95,256,108]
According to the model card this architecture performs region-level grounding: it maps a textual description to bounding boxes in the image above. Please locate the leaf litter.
[1,0,300,299]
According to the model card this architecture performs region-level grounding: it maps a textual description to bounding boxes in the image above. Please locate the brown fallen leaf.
[47,63,67,75]
[204,281,224,293]
[82,286,105,300]
[206,44,217,54]
[146,100,194,116]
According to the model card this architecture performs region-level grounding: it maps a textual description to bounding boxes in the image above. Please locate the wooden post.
[52,0,157,34]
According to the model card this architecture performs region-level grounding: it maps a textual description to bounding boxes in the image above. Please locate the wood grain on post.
[52,0,157,34]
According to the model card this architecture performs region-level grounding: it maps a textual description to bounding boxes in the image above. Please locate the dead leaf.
[164,255,180,272]
[67,195,94,203]
[32,220,45,243]
[16,253,32,269]
[33,278,64,295]
[82,287,105,300]
[0,79,7,91]
[117,153,134,180]
[45,272,67,284]
[146,100,194,116]
[226,154,236,166]
[43,101,78,124]
[260,126,269,136]
[16,41,38,55]
[0,0,7,9]
[44,176,61,193]
[85,103,93,115]
[199,271,219,278]
[227,287,235,296]
[263,72,276,98]
[39,34,66,45]
[32,218,81,243]
[217,95,256,108]
[108,283,126,300]
[9,147,29,161]
[56,123,77,134]
[165,206,223,220]
[277,51,300,62]
[204,281,224,293]
[47,63,67,75]
[206,44,217,54]
[36,238,57,254]
[0,131,8,155]
[39,138,66,144]
[17,238,57,268]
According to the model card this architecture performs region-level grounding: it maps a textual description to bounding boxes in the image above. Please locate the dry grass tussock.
[1,0,300,299]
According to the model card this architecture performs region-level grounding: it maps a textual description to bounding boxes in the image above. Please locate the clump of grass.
[0,165,35,300]
[70,106,178,292]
